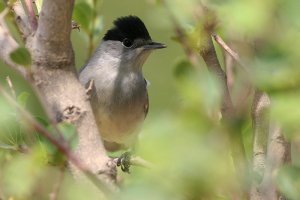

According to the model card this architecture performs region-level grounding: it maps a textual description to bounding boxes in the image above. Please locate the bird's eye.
[122,38,133,48]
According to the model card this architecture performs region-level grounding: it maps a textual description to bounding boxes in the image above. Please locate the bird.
[79,15,166,152]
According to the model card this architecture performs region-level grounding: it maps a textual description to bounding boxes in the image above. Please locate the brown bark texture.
[0,0,116,186]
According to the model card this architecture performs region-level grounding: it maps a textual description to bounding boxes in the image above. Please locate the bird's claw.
[117,151,132,173]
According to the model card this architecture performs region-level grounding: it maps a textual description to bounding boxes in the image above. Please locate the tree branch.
[28,0,116,185]
[0,83,116,194]
[251,90,270,176]
[12,0,32,38]
[250,90,270,200]
[31,0,74,67]
[224,52,235,92]
[212,33,249,74]
[163,3,248,198]
[259,124,290,200]
[24,0,38,31]
[199,36,234,118]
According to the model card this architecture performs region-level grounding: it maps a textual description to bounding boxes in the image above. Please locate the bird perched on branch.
[79,16,166,152]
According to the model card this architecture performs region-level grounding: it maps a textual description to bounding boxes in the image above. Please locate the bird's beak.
[143,41,167,49]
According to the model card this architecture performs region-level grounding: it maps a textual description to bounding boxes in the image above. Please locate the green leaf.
[38,122,77,165]
[73,2,93,31]
[17,92,30,108]
[10,47,32,66]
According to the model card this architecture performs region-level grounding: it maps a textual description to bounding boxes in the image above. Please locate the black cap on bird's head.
[103,16,166,49]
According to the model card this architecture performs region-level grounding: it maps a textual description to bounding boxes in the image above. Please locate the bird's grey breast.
[79,60,148,146]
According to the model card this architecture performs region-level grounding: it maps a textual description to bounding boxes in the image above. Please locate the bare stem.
[212,33,249,73]
[25,0,38,31]
[6,76,16,99]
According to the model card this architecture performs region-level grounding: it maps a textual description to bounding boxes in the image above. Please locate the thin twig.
[212,33,249,73]
[163,2,248,198]
[12,0,31,37]
[6,76,16,99]
[25,0,38,31]
[224,51,235,91]
[0,83,116,194]
[0,83,86,170]
[213,34,240,62]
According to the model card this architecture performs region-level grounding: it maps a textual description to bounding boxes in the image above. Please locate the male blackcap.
[79,16,166,151]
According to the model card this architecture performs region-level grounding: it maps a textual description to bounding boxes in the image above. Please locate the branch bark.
[163,3,248,197]
[251,91,270,177]
[250,91,290,200]
[250,90,270,200]
[259,124,290,200]
[199,36,234,118]
[28,0,116,185]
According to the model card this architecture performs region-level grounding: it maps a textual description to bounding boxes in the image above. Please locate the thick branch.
[199,32,247,199]
[260,124,290,200]
[31,0,74,67]
[28,0,116,185]
[250,90,270,200]
[250,91,290,200]
[251,90,270,176]
[199,36,234,119]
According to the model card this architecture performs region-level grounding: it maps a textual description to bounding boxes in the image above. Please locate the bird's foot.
[116,151,132,173]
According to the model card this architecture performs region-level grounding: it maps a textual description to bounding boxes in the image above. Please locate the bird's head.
[101,15,166,70]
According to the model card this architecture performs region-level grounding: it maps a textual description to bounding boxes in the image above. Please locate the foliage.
[0,0,300,199]
[10,47,31,67]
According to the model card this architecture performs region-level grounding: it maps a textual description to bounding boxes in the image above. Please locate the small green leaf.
[38,122,78,165]
[17,92,30,108]
[73,2,93,31]
[10,47,32,66]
